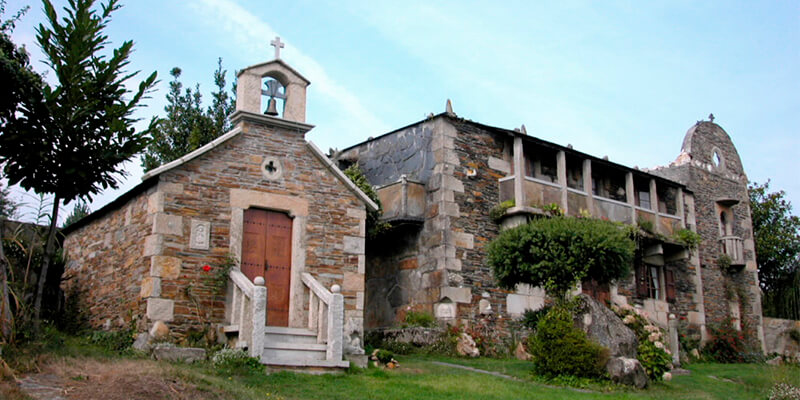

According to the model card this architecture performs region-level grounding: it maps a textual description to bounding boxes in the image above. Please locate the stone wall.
[63,184,154,331]
[653,121,763,349]
[449,120,510,319]
[763,317,800,358]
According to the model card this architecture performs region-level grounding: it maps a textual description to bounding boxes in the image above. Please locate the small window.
[636,262,676,302]
[712,151,721,167]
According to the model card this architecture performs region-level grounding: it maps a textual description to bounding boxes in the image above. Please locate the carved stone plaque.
[190,220,211,250]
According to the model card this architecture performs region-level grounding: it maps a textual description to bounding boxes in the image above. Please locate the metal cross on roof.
[270,36,285,59]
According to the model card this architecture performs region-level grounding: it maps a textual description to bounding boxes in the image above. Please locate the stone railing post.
[668,314,680,366]
[250,276,267,358]
[326,284,344,361]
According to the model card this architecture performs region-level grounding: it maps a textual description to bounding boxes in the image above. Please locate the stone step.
[260,357,350,370]
[262,342,327,361]
[264,326,321,345]
[264,326,317,336]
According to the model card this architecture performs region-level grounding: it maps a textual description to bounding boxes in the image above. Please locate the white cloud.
[191,0,389,140]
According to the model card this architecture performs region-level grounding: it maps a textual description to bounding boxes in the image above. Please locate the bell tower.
[234,36,310,123]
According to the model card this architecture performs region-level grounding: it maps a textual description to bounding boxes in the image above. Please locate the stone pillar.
[649,179,659,234]
[626,172,636,223]
[583,159,594,214]
[556,150,567,213]
[327,285,344,362]
[250,277,267,358]
[668,315,680,366]
[513,136,525,207]
[676,188,686,228]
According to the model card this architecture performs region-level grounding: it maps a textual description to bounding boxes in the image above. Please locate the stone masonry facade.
[652,121,764,349]
[339,113,763,349]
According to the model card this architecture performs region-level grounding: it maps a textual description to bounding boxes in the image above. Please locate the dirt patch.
[18,358,224,400]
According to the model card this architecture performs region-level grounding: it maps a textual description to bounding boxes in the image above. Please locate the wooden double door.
[242,209,292,327]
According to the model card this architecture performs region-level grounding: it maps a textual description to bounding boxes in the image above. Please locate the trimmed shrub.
[528,306,607,378]
[487,216,634,300]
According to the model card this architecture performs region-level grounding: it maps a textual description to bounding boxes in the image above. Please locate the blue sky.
[6,0,799,220]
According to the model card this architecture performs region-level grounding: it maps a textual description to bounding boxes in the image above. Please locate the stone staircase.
[261,326,349,369]
[226,270,348,373]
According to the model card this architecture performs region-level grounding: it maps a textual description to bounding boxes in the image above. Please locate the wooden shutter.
[665,269,676,302]
[636,263,649,298]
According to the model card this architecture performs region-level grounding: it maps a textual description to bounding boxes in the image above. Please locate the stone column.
[583,159,594,214]
[513,136,525,207]
[626,172,636,223]
[676,188,686,228]
[556,150,567,213]
[649,179,660,234]
[250,278,267,358]
[327,285,344,362]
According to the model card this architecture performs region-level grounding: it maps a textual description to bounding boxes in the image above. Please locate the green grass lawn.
[175,354,799,400]
[4,331,799,400]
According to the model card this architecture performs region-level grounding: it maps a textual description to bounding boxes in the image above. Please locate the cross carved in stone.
[271,36,285,59]
[264,160,277,173]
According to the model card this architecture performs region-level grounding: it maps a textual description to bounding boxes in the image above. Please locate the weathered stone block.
[150,256,182,279]
[152,213,183,236]
[451,231,474,249]
[140,277,161,298]
[343,236,365,254]
[343,272,364,292]
[147,191,164,214]
[441,287,471,304]
[152,345,206,363]
[488,156,511,173]
[146,298,174,321]
[506,293,546,315]
[143,234,163,257]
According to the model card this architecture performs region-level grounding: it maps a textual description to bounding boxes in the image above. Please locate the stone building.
[335,108,764,349]
[62,43,767,365]
[63,46,377,370]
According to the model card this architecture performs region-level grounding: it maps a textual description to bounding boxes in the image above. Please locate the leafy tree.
[0,181,16,219]
[0,0,158,323]
[487,216,635,301]
[142,58,234,171]
[749,180,800,319]
[0,1,44,145]
[62,200,90,228]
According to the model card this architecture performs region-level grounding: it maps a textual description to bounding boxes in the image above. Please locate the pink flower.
[202,265,211,272]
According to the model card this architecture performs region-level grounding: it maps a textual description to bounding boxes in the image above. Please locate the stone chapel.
[63,41,375,370]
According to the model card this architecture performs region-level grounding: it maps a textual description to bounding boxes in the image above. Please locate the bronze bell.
[264,98,279,116]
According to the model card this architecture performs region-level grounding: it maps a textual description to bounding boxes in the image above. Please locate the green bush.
[638,340,672,380]
[520,306,551,330]
[528,306,607,378]
[210,348,264,375]
[702,317,747,363]
[672,228,702,249]
[402,311,437,328]
[375,349,394,364]
[381,339,413,355]
[487,216,634,300]
[88,329,135,353]
[343,164,391,239]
